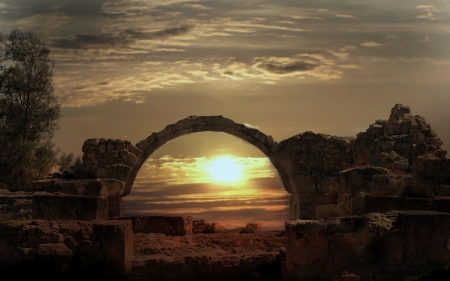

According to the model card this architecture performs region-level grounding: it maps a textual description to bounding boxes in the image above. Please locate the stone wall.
[32,195,109,221]
[0,190,52,222]
[62,104,450,220]
[284,211,450,281]
[0,195,33,221]
[32,178,125,197]
[113,216,193,236]
[78,138,143,182]
[0,220,133,274]
[278,104,449,219]
[351,195,450,215]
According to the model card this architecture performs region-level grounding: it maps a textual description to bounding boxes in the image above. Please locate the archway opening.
[123,132,289,230]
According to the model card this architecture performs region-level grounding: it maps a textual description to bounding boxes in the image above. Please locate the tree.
[57,152,82,174]
[0,29,61,190]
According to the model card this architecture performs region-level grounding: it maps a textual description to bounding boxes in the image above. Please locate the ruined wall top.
[72,104,448,197]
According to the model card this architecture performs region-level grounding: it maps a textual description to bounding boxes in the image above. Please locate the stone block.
[110,164,132,181]
[122,157,136,168]
[266,135,277,148]
[250,129,268,144]
[205,124,224,132]
[407,133,428,144]
[379,229,403,265]
[387,126,400,135]
[218,117,237,127]
[205,115,224,125]
[91,220,133,272]
[412,142,427,153]
[128,144,143,158]
[400,126,409,134]
[108,196,123,217]
[285,220,328,269]
[115,142,125,151]
[381,141,395,151]
[98,144,106,153]
[395,211,450,270]
[371,123,384,133]
[291,175,317,193]
[339,166,390,194]
[191,116,208,126]
[32,178,125,197]
[32,195,109,220]
[36,243,73,273]
[113,216,192,236]
[173,117,191,130]
[85,138,100,146]
[246,222,262,232]
[316,203,349,218]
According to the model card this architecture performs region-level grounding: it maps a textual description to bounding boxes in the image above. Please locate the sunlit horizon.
[123,134,290,230]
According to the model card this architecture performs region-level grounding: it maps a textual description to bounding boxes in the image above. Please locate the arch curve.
[122,115,294,195]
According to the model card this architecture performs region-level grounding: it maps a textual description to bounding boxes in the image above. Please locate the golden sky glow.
[136,154,276,185]
[206,156,243,183]
[124,134,289,230]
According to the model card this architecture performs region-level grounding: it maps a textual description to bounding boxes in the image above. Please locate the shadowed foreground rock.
[0,220,133,277]
[285,210,450,281]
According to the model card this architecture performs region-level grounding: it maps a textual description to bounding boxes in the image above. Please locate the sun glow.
[207,156,243,182]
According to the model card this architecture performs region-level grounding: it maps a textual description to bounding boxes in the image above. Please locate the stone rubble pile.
[360,103,446,166]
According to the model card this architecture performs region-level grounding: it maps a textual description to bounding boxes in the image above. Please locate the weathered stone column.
[289,193,300,220]
[108,196,123,217]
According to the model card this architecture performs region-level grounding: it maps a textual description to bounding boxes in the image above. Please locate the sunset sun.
[207,156,243,183]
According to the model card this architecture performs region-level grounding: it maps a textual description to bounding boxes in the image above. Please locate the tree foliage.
[0,29,61,190]
[57,152,82,174]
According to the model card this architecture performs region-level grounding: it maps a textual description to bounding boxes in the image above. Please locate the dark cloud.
[1,0,107,19]
[59,0,107,17]
[53,25,194,50]
[257,61,317,74]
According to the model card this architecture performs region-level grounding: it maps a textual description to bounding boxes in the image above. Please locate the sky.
[1,0,450,229]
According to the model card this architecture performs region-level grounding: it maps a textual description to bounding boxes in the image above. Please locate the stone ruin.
[2,104,450,280]
[31,103,450,220]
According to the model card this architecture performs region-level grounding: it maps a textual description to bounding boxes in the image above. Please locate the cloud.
[136,155,278,185]
[123,175,289,229]
[255,54,344,80]
[53,25,194,50]
[55,70,195,107]
[339,64,360,69]
[334,13,356,19]
[386,35,401,39]
[360,41,383,47]
[183,3,211,10]
[255,57,317,74]
[416,5,439,20]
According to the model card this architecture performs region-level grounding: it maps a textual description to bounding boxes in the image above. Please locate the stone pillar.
[108,196,123,217]
[289,193,299,220]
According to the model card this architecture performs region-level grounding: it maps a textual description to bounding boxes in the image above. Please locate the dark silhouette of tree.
[0,29,61,190]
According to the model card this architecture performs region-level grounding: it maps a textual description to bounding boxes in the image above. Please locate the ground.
[131,229,286,281]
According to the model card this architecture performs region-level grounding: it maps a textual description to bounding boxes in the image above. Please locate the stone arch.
[122,115,294,195]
